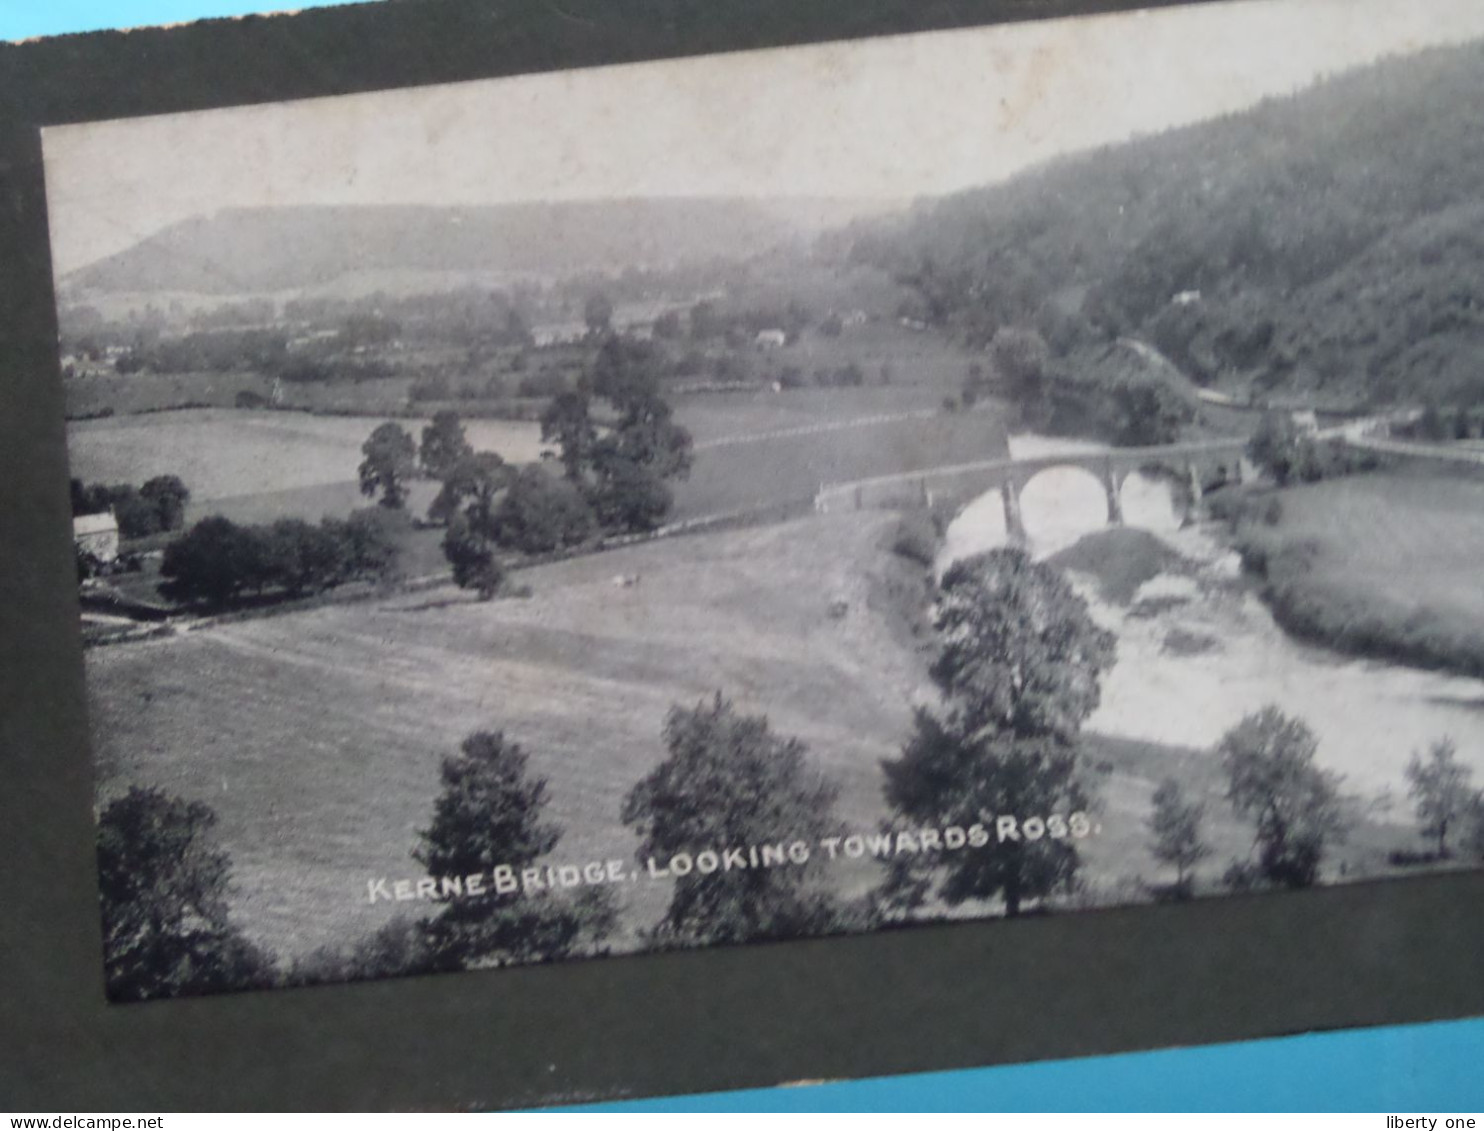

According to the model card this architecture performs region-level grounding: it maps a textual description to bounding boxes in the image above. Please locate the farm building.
[74,511,119,563]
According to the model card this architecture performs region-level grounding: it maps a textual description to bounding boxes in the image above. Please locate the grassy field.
[1234,469,1484,676]
[85,511,936,960]
[66,397,1011,527]
[670,403,1011,520]
[82,500,1436,966]
[67,409,546,505]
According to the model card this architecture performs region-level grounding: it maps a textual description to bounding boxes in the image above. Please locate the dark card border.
[3,0,1483,1111]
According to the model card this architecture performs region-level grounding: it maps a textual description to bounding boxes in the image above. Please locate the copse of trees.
[492,466,596,555]
[160,508,400,607]
[881,549,1116,918]
[538,334,694,535]
[71,475,191,540]
[1217,706,1349,890]
[97,786,275,1002]
[621,694,850,947]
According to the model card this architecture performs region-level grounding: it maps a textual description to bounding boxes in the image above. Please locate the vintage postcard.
[39,0,1484,1008]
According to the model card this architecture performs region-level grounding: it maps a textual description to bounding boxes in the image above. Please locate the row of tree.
[158,509,401,605]
[355,339,695,601]
[95,543,1484,1000]
[1148,730,1484,899]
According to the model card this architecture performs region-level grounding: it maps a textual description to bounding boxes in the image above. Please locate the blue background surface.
[7,0,1481,1111]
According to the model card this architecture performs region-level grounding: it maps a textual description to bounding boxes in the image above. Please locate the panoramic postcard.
[43,0,1484,1002]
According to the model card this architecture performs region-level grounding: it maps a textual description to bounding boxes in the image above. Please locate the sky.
[40,0,1484,276]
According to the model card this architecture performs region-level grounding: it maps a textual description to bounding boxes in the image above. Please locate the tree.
[419,410,473,481]
[433,452,511,598]
[1464,791,1484,863]
[139,474,191,532]
[990,325,1050,405]
[261,518,346,596]
[493,466,596,555]
[586,456,673,533]
[1248,410,1302,485]
[429,449,510,528]
[538,338,692,533]
[927,549,1117,743]
[159,516,260,605]
[97,787,275,1001]
[1146,778,1211,896]
[358,422,417,508]
[414,732,611,969]
[1405,737,1475,858]
[1217,706,1348,889]
[881,549,1116,917]
[539,391,598,483]
[339,507,403,582]
[621,694,847,946]
[442,514,504,600]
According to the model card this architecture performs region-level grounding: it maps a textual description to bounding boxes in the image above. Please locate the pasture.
[1239,469,1484,676]
[670,403,1011,520]
[65,398,1011,529]
[80,501,1426,967]
[66,409,546,507]
[84,511,936,960]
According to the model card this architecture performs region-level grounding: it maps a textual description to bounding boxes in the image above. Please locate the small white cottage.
[73,511,119,563]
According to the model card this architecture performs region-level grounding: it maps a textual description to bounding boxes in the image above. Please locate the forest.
[840,39,1484,413]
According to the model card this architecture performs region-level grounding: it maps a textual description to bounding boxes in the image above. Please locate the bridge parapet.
[815,438,1250,537]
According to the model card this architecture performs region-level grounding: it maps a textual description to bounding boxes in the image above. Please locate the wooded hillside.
[842,40,1484,411]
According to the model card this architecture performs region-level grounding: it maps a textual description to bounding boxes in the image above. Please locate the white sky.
[41,0,1484,276]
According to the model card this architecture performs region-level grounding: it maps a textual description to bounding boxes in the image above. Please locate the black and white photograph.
[42,0,1484,1006]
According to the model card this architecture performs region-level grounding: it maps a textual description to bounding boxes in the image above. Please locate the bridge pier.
[1001,481,1027,545]
[1101,460,1124,526]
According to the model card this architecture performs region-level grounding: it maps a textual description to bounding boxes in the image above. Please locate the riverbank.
[1225,469,1484,679]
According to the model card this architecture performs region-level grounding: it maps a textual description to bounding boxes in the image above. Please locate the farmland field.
[1235,469,1484,676]
[66,409,546,504]
[670,401,1011,519]
[66,397,1012,527]
[84,511,937,960]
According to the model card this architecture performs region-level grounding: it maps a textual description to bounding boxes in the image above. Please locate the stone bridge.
[814,438,1250,540]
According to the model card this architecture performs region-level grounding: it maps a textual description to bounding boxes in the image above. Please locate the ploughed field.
[85,511,935,960]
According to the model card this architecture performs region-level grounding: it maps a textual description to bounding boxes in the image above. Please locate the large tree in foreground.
[881,548,1116,917]
[1217,706,1348,889]
[621,694,848,946]
[414,732,612,969]
[97,787,275,1002]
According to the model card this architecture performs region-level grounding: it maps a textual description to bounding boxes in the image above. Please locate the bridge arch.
[1016,464,1116,551]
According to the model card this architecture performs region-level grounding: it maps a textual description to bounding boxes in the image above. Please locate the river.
[939,435,1484,800]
